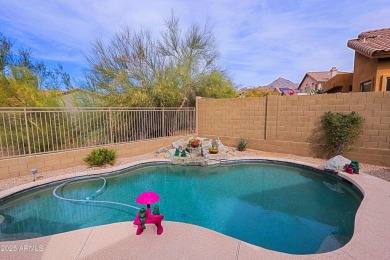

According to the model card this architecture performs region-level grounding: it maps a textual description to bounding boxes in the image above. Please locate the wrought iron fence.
[0,107,196,158]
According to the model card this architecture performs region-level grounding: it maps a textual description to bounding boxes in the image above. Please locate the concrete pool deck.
[0,157,389,260]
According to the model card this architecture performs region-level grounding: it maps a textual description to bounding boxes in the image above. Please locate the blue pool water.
[0,162,362,254]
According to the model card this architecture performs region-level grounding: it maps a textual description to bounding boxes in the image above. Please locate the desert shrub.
[236,137,249,151]
[84,148,116,167]
[321,111,363,157]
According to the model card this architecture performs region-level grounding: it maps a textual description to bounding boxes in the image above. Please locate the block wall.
[197,92,390,167]
[198,97,266,140]
[0,136,190,180]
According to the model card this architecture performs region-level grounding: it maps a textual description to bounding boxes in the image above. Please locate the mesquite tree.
[0,32,70,107]
[84,14,236,107]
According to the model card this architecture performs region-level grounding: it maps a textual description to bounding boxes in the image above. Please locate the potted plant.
[209,146,219,154]
[189,138,201,148]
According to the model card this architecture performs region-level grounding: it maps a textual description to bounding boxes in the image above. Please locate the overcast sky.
[1,0,389,88]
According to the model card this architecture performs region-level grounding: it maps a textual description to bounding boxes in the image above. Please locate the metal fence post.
[264,96,268,140]
[195,97,200,134]
[162,108,165,137]
[109,107,113,143]
[24,108,32,155]
[0,107,194,159]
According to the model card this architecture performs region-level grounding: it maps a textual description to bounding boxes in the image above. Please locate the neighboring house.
[347,27,390,92]
[240,78,299,97]
[323,73,353,93]
[298,67,349,93]
[323,28,390,93]
[273,87,298,96]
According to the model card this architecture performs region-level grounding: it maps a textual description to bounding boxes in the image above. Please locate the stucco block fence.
[0,136,190,180]
[196,92,390,167]
[1,92,389,180]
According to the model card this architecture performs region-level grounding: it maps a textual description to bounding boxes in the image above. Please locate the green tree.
[243,87,275,97]
[0,33,13,76]
[197,71,237,100]
[0,66,62,107]
[84,14,236,107]
[0,32,70,107]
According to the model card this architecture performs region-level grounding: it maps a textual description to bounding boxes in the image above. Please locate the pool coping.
[0,156,389,259]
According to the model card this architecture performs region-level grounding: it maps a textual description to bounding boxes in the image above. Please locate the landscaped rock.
[323,155,351,172]
[205,153,228,161]
[199,138,212,150]
[186,146,202,156]
[155,147,169,154]
[172,139,187,149]
[171,157,205,166]
[211,137,228,153]
[167,137,228,165]
[165,149,176,159]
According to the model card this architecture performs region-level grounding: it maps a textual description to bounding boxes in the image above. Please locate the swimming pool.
[0,161,362,254]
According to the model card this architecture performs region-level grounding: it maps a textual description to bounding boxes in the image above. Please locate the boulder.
[200,138,212,150]
[323,155,351,172]
[171,157,205,166]
[172,139,187,149]
[211,137,228,153]
[165,149,176,159]
[205,153,228,161]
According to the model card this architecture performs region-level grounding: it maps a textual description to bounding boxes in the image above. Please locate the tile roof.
[347,28,390,57]
[307,72,332,82]
[298,68,350,90]
[306,71,349,82]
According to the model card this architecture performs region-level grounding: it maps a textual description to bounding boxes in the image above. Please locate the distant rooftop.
[347,27,390,58]
[298,67,350,90]
[306,70,349,83]
[274,87,298,95]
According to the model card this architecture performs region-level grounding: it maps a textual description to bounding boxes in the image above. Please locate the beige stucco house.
[273,87,296,96]
[324,27,390,93]
[298,67,348,93]
[322,73,353,93]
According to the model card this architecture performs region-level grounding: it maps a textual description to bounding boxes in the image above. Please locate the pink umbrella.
[136,191,160,208]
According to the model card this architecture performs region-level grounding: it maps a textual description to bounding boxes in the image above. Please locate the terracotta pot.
[209,149,218,154]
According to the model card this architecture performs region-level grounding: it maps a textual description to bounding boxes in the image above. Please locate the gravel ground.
[1,147,389,192]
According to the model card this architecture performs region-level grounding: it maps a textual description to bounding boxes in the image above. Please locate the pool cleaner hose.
[52,176,140,210]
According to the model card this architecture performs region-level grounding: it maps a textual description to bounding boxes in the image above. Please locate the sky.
[1,0,390,88]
